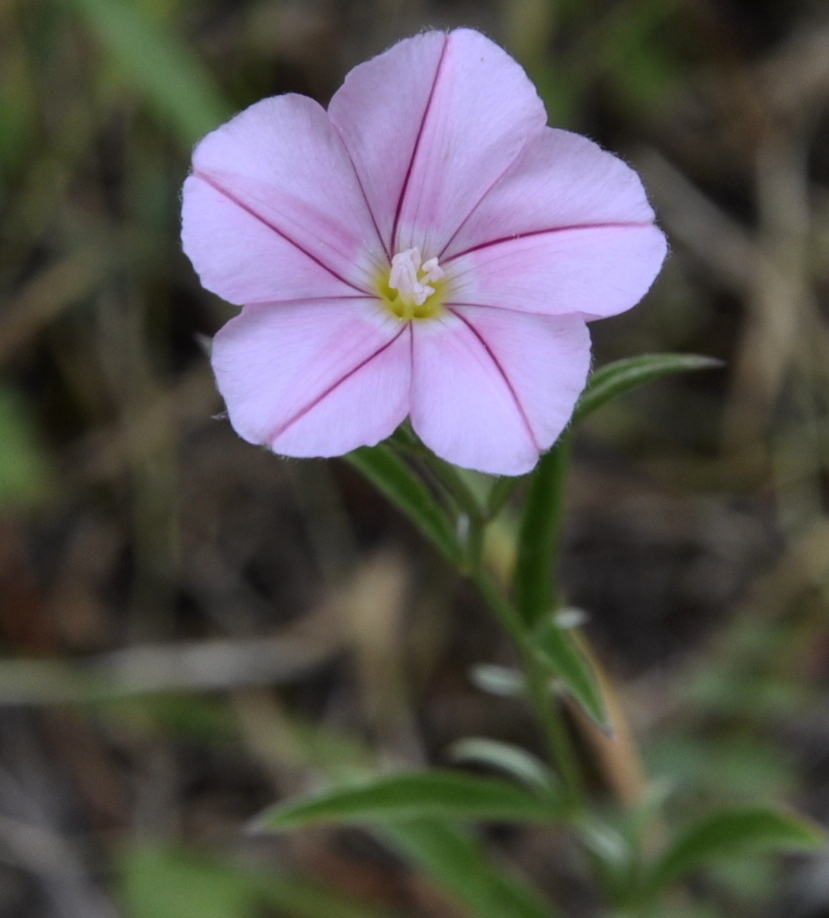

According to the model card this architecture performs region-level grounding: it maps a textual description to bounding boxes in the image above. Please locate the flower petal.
[443,127,659,258]
[186,94,385,301]
[212,300,411,457]
[182,175,363,305]
[328,31,445,258]
[329,29,546,258]
[446,223,667,320]
[409,308,590,475]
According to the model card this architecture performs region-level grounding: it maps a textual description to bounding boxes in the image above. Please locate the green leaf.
[512,353,719,632]
[513,436,570,628]
[533,615,609,730]
[573,353,722,426]
[254,771,561,831]
[383,819,559,918]
[66,0,231,147]
[346,445,461,565]
[448,738,556,794]
[577,816,631,868]
[649,805,826,891]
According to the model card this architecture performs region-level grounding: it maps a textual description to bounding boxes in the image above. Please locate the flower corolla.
[182,29,666,475]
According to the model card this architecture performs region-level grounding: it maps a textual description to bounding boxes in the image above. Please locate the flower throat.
[380,247,445,321]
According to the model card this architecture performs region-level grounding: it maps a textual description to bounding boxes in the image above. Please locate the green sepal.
[346,445,462,565]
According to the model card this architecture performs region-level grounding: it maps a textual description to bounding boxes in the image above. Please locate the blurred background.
[2,0,829,915]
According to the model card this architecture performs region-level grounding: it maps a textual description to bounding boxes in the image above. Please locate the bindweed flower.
[182,29,666,475]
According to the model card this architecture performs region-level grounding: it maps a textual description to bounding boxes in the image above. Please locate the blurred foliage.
[67,0,232,148]
[0,385,52,508]
[121,844,405,918]
[1,0,829,916]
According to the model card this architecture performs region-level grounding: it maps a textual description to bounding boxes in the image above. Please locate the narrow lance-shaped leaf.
[513,436,570,629]
[346,445,461,565]
[649,805,826,892]
[513,355,719,630]
[383,819,561,918]
[254,771,562,832]
[469,663,525,697]
[573,353,722,426]
[449,737,556,794]
[533,615,609,731]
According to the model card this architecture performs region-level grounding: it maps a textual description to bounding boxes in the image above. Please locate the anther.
[388,248,443,308]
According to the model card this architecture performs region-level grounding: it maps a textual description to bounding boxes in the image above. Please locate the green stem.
[522,650,585,808]
[470,568,525,644]
[514,434,572,627]
[472,570,584,808]
[397,426,586,808]
[464,516,486,573]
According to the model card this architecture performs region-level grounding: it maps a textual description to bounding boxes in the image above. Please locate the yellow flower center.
[378,247,445,321]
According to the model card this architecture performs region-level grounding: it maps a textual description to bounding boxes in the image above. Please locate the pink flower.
[182,29,666,476]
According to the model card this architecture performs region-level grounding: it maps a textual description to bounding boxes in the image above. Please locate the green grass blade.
[66,0,231,147]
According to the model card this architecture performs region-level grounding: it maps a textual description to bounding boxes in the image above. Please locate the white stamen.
[388,247,442,308]
[420,257,444,284]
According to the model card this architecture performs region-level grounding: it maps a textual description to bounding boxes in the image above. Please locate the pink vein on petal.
[267,326,408,444]
[441,300,543,317]
[443,221,654,265]
[241,294,371,309]
[389,35,450,255]
[194,172,373,296]
[449,308,540,451]
[436,134,538,261]
[344,147,392,263]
